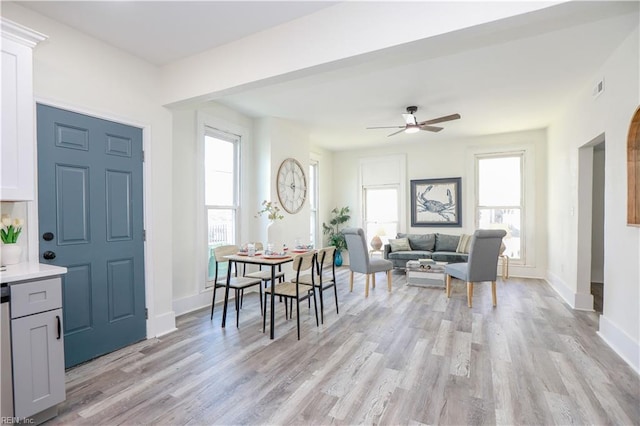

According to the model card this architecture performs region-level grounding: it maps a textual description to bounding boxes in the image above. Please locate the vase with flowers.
[255,200,284,222]
[1,214,24,265]
[256,200,285,247]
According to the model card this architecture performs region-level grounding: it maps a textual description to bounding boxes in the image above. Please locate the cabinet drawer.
[10,278,62,318]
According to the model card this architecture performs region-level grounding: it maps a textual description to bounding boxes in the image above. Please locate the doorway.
[591,142,605,313]
[577,134,605,312]
[37,104,146,368]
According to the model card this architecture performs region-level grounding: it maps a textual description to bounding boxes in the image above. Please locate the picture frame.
[410,177,462,227]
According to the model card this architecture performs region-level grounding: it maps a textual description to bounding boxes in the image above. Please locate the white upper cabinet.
[1,19,46,201]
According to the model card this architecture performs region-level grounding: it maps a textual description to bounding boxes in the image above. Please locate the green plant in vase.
[322,206,350,266]
[1,214,23,244]
[1,214,24,265]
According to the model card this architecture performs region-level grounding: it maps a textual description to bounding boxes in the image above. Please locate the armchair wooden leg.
[467,282,473,307]
[500,255,509,279]
[387,270,392,292]
[505,257,509,279]
[446,275,452,298]
[349,271,354,292]
[365,274,370,297]
[372,273,376,288]
[491,281,497,307]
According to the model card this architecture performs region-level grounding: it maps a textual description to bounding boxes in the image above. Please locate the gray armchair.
[343,228,393,297]
[444,229,507,307]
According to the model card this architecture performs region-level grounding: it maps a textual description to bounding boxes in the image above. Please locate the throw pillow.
[456,234,473,253]
[435,233,460,252]
[389,238,411,252]
[407,234,436,251]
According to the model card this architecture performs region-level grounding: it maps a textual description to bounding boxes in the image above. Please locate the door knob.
[42,232,54,241]
[43,251,56,260]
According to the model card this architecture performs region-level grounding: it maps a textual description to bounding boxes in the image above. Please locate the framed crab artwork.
[410,177,462,227]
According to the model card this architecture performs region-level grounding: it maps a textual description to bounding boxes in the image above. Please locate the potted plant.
[1,214,24,265]
[322,206,350,266]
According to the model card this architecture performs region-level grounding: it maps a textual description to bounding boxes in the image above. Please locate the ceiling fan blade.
[420,125,444,132]
[366,125,405,129]
[402,113,417,125]
[419,113,461,126]
[387,129,406,137]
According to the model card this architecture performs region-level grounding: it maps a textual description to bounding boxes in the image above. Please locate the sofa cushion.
[406,234,436,251]
[389,238,411,252]
[435,233,460,252]
[456,234,473,253]
[432,251,468,263]
[388,250,432,261]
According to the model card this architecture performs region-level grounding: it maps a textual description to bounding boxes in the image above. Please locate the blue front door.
[37,104,146,368]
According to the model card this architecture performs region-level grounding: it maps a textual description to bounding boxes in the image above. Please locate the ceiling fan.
[367,106,461,137]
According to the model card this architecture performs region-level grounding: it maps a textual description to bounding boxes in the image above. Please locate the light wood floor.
[47,268,639,425]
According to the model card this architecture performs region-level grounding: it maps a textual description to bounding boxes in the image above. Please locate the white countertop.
[0,262,67,283]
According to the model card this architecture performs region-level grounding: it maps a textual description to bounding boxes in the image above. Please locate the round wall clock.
[276,158,307,214]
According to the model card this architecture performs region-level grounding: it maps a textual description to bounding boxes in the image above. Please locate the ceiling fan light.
[405,125,420,134]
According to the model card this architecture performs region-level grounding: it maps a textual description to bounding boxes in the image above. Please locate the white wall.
[2,3,175,337]
[308,145,336,252]
[171,108,198,304]
[547,27,639,372]
[331,129,548,278]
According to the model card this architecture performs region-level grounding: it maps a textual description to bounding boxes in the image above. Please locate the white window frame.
[475,151,525,262]
[357,154,407,234]
[197,111,247,291]
[203,127,240,288]
[362,184,400,245]
[309,160,319,247]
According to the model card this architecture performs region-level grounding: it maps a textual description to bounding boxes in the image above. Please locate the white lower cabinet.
[11,309,65,418]
[10,276,65,420]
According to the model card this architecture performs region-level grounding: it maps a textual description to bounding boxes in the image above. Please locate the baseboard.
[545,271,575,308]
[173,287,245,317]
[152,310,177,337]
[598,315,640,374]
[173,290,213,317]
[545,271,595,311]
[573,291,594,311]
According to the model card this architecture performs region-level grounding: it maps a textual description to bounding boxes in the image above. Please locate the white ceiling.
[14,1,640,151]
[17,1,337,65]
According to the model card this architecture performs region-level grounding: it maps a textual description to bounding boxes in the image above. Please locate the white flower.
[13,218,24,227]
[1,216,11,227]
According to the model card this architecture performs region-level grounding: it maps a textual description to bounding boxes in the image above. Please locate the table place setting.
[262,243,290,259]
[291,239,314,253]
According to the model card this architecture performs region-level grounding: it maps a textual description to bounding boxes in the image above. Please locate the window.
[363,186,399,246]
[204,128,239,285]
[476,153,523,260]
[309,161,318,247]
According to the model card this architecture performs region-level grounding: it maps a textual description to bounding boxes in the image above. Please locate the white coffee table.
[405,260,447,288]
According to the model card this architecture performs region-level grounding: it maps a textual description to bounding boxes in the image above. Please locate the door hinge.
[142,150,145,162]
[145,308,148,320]
[143,229,146,241]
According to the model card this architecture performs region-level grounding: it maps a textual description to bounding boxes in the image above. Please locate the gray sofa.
[383,232,468,269]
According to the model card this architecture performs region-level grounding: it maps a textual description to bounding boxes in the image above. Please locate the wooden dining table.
[221,252,295,339]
